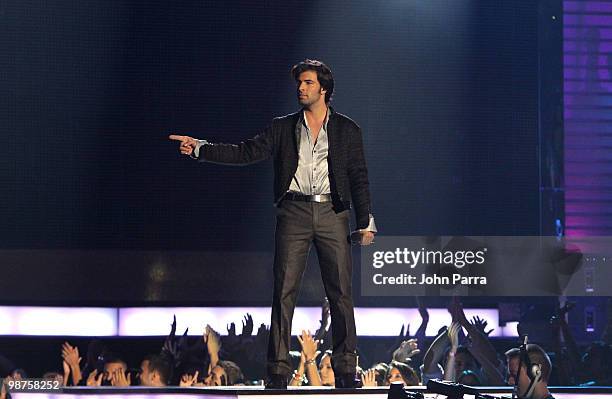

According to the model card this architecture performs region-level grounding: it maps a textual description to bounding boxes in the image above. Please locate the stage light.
[0,306,513,337]
[11,307,116,336]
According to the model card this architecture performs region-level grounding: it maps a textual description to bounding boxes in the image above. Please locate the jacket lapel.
[326,107,336,163]
[293,111,302,156]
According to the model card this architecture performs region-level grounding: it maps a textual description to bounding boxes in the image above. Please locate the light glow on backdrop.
[564,0,612,237]
[0,306,517,337]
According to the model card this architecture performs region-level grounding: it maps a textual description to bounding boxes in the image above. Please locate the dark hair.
[291,59,334,103]
[103,354,127,369]
[319,349,333,368]
[42,371,63,382]
[505,347,521,360]
[387,360,419,386]
[218,360,244,386]
[144,354,173,386]
[11,368,28,379]
[373,362,389,386]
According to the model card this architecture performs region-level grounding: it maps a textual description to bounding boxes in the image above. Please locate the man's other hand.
[169,135,198,156]
[360,230,375,246]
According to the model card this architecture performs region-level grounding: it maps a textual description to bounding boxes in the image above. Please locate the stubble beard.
[298,94,323,110]
[298,96,313,108]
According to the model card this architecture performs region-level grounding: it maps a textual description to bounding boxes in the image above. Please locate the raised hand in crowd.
[109,368,131,387]
[62,359,71,386]
[444,322,461,381]
[162,315,189,368]
[239,322,269,373]
[227,322,236,337]
[360,368,377,387]
[387,323,411,361]
[162,315,179,358]
[551,301,582,364]
[289,352,307,386]
[550,300,579,385]
[204,324,222,369]
[298,330,320,363]
[449,298,504,385]
[241,314,254,337]
[86,370,103,387]
[448,297,468,325]
[415,296,429,342]
[225,321,240,349]
[297,330,322,386]
[254,323,270,352]
[421,326,448,383]
[61,342,83,386]
[392,338,420,364]
[471,315,494,336]
[179,371,200,387]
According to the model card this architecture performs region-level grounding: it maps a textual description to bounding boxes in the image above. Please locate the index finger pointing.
[169,135,187,142]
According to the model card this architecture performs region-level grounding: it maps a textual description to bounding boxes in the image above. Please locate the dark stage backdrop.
[1,0,541,305]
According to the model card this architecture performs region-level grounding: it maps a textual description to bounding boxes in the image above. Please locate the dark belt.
[284,192,332,203]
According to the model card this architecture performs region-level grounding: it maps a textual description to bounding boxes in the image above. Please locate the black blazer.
[198,108,372,230]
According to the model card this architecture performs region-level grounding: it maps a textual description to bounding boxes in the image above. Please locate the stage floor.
[8,385,612,399]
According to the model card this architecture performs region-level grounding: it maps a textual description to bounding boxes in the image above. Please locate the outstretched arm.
[298,330,322,386]
[203,325,222,371]
[415,297,429,342]
[62,342,83,386]
[289,353,306,386]
[169,124,275,165]
[449,299,505,385]
[422,327,449,375]
[443,323,460,381]
[557,302,581,366]
[449,299,498,365]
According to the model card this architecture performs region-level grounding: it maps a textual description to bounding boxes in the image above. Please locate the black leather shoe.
[335,373,358,388]
[265,374,288,389]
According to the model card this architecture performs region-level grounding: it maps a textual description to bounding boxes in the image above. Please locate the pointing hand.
[169,135,198,156]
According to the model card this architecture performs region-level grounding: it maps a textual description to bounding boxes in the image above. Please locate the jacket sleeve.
[347,125,372,230]
[197,123,275,165]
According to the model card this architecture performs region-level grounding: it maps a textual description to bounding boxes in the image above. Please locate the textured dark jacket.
[198,108,372,229]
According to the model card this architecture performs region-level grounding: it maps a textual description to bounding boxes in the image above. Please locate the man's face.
[516,364,533,398]
[139,360,153,386]
[507,356,519,386]
[204,366,227,386]
[296,70,326,107]
[140,360,160,387]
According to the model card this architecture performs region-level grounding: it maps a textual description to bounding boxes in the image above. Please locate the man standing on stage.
[169,59,376,389]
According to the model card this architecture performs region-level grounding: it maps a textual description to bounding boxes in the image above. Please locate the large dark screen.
[1,0,541,304]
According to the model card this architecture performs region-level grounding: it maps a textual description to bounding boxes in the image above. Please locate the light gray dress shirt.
[288,110,331,195]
